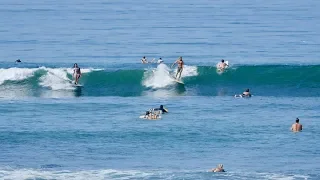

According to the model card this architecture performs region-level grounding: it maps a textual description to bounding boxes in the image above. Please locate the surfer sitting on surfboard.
[171,56,184,80]
[217,59,228,72]
[73,63,81,85]
[152,105,168,114]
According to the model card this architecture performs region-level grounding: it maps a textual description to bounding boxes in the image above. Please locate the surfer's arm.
[171,60,177,68]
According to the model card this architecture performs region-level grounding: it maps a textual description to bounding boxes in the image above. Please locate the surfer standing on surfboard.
[171,56,184,80]
[73,63,81,85]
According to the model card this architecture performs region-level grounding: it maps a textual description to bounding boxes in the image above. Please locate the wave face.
[0,65,320,98]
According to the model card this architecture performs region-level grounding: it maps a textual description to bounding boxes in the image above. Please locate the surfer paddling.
[73,63,81,85]
[217,59,228,72]
[211,164,225,172]
[141,56,148,64]
[171,56,184,80]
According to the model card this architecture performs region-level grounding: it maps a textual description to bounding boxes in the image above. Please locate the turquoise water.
[1,0,320,179]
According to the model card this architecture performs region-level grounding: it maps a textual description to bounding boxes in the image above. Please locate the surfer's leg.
[75,74,80,84]
[178,69,183,79]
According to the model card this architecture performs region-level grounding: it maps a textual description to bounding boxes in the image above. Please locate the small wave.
[0,168,311,180]
[0,67,37,85]
[0,65,320,97]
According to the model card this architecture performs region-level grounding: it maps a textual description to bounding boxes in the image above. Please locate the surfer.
[171,56,184,80]
[217,59,228,71]
[15,59,21,63]
[157,58,164,64]
[144,111,160,120]
[211,164,225,172]
[73,63,81,85]
[235,88,251,98]
[242,88,251,97]
[291,118,302,132]
[153,105,168,113]
[141,56,148,64]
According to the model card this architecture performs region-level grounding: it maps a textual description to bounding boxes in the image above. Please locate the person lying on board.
[144,111,160,120]
[211,164,225,172]
[216,59,228,71]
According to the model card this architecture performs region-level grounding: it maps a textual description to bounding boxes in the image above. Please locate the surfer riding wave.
[73,63,81,85]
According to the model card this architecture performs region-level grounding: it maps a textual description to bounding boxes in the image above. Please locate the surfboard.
[174,79,184,85]
[171,75,184,84]
[234,94,252,98]
[70,80,83,87]
[139,115,161,120]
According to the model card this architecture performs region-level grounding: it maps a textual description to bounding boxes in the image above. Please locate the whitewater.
[1,0,320,179]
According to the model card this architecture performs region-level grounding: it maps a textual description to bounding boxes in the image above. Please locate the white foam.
[0,168,152,180]
[143,63,176,88]
[39,67,99,90]
[0,68,37,85]
[172,65,198,78]
[39,68,75,90]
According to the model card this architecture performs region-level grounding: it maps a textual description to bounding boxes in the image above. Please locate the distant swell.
[0,65,320,98]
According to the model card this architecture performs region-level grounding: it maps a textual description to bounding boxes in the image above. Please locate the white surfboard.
[139,115,161,120]
[174,79,184,85]
[171,75,184,85]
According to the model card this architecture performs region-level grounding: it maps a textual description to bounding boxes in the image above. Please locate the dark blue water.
[0,0,320,179]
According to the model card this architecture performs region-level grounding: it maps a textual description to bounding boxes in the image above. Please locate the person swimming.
[153,105,168,113]
[73,63,81,85]
[15,59,21,63]
[291,118,302,132]
[242,88,251,97]
[211,164,225,172]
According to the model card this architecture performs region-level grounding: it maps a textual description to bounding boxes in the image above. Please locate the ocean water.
[0,0,320,179]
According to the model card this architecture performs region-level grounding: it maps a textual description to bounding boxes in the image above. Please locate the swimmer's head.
[160,105,164,109]
[221,59,225,63]
[160,58,162,60]
[143,56,145,58]
[296,118,299,123]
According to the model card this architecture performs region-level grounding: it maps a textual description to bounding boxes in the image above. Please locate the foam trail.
[143,64,175,88]
[39,68,75,90]
[0,68,36,85]
[172,65,198,78]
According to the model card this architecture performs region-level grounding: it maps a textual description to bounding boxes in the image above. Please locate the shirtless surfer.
[217,59,228,71]
[73,63,81,85]
[291,118,302,132]
[211,164,225,172]
[171,56,184,80]
[242,88,251,97]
